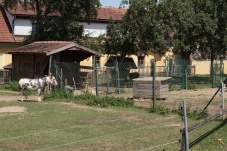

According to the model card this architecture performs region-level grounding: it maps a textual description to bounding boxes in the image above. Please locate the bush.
[76,94,134,108]
[150,105,208,120]
[0,81,20,91]
[44,88,74,101]
[187,82,197,90]
[149,105,171,115]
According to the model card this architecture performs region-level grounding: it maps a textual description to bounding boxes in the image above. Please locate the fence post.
[185,68,188,90]
[151,60,156,108]
[168,58,173,77]
[95,59,99,96]
[220,58,224,80]
[222,82,225,121]
[60,68,63,89]
[181,100,189,151]
[115,61,120,94]
[106,69,109,93]
[181,59,185,89]
[114,61,117,91]
[212,64,215,88]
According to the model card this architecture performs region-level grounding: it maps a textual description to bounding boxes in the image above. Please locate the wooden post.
[48,55,52,75]
[65,78,67,86]
[11,57,14,80]
[47,55,52,93]
[32,54,36,78]
[61,68,63,89]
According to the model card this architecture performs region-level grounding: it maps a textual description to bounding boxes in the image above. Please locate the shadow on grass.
[189,118,227,148]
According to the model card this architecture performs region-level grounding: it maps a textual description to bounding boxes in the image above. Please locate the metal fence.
[53,59,226,95]
[0,70,11,84]
[54,62,94,89]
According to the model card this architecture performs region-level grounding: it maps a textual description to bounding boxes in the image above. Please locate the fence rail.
[0,70,11,84]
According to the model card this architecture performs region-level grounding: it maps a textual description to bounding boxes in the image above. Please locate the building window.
[96,57,100,67]
[138,56,145,67]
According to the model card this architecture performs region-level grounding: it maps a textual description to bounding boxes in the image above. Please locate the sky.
[99,0,122,8]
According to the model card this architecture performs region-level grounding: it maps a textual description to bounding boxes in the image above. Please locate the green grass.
[0,101,182,151]
[0,90,226,150]
[0,91,20,96]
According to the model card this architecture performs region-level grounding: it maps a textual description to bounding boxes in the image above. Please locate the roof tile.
[8,41,74,54]
[0,0,126,21]
[0,6,15,42]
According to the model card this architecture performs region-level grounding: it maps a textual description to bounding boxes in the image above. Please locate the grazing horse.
[19,73,58,102]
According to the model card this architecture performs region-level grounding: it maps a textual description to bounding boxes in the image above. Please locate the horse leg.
[23,90,27,99]
[37,88,43,102]
[21,85,27,101]
[21,88,24,102]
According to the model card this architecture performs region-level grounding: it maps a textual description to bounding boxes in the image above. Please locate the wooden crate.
[133,77,171,99]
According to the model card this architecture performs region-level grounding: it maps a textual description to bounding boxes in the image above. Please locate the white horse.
[19,73,58,102]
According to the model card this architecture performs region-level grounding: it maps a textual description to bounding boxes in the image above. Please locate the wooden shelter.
[7,41,102,81]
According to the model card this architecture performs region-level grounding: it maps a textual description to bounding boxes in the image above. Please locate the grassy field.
[0,90,226,150]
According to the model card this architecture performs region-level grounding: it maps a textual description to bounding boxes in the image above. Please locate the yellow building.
[0,5,21,69]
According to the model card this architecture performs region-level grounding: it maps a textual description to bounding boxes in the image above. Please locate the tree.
[76,34,106,54]
[109,0,227,60]
[105,0,167,57]
[3,0,101,44]
[164,0,227,57]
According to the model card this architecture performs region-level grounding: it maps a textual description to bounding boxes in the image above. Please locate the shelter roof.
[3,63,11,69]
[105,56,137,69]
[7,41,102,56]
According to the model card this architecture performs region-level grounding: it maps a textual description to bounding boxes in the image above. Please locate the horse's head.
[46,73,58,86]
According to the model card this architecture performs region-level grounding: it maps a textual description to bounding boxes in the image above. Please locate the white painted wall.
[12,19,107,37]
[14,19,32,36]
[80,22,107,37]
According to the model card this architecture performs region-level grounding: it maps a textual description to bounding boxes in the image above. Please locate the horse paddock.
[0,89,226,150]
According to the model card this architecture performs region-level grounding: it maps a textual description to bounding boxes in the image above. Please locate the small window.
[96,57,100,67]
[138,56,145,67]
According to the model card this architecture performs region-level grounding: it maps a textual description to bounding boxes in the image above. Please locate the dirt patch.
[0,95,39,102]
[0,106,26,113]
[6,141,30,150]
[165,123,183,127]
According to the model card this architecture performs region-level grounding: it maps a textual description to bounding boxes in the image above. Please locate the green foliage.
[106,0,166,56]
[187,82,198,90]
[44,88,133,108]
[107,0,227,57]
[0,81,20,91]
[44,88,74,101]
[76,34,106,53]
[3,0,101,44]
[172,106,208,120]
[76,94,134,108]
[150,105,171,115]
[43,90,65,101]
[150,104,208,120]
